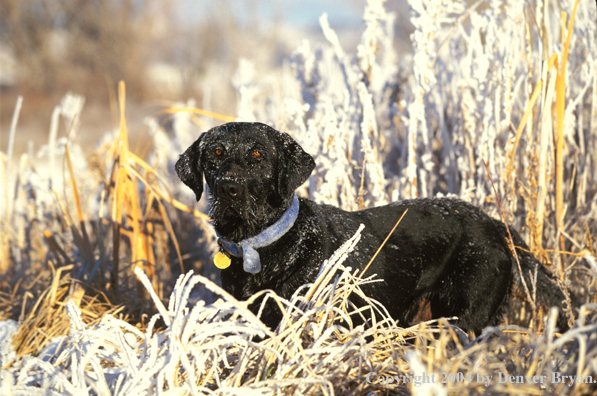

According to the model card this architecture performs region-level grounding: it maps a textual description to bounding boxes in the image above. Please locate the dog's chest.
[219,210,328,300]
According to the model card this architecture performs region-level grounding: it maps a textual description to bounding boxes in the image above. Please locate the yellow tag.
[214,251,231,269]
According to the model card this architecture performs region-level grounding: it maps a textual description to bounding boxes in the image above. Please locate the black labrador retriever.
[175,122,570,334]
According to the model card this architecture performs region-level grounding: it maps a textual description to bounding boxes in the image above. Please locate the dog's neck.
[216,193,300,274]
[213,193,295,242]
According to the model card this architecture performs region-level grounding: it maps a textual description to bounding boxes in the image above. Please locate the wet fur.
[176,122,571,334]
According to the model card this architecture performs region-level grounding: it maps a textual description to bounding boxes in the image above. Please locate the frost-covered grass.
[3,228,597,395]
[1,0,596,394]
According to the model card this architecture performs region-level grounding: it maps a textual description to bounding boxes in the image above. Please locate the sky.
[175,0,365,29]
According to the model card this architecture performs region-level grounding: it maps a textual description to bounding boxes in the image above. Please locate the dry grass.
[2,226,596,395]
[1,84,216,362]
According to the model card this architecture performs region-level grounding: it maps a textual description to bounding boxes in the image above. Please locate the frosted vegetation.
[1,0,596,394]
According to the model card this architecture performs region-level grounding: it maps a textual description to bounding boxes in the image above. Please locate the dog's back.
[303,197,572,333]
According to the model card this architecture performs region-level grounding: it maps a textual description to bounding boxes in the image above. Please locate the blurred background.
[0,0,413,155]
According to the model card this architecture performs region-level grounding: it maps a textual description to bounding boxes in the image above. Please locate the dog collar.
[216,193,300,274]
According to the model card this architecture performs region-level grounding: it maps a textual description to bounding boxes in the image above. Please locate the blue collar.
[217,193,300,274]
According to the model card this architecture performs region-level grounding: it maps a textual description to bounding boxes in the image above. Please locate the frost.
[2,0,596,392]
[233,58,259,122]
[3,227,371,395]
[0,320,18,368]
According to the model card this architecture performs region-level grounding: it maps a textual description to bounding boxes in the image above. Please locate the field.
[1,0,596,394]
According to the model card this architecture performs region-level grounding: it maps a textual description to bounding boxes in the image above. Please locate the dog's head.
[175,122,315,240]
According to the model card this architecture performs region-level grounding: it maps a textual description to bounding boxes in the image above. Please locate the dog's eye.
[252,150,261,158]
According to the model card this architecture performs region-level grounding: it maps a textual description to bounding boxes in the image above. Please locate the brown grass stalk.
[534,54,558,251]
[110,81,154,292]
[505,79,542,184]
[157,105,236,123]
[555,0,580,279]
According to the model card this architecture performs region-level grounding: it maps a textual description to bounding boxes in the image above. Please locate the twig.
[482,159,535,313]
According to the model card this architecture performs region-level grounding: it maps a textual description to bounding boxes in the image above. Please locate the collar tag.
[214,251,231,269]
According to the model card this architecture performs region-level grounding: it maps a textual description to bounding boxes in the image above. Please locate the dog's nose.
[217,181,243,199]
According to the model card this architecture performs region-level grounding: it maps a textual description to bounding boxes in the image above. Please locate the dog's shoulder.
[297,197,363,235]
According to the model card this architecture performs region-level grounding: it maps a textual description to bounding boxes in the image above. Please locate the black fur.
[176,122,571,334]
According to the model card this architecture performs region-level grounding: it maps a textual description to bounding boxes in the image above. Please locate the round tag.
[214,251,231,269]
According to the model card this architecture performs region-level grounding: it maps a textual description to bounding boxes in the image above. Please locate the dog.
[175,122,571,334]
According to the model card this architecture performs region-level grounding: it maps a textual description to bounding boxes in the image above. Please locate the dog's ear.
[175,134,206,201]
[275,132,315,197]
